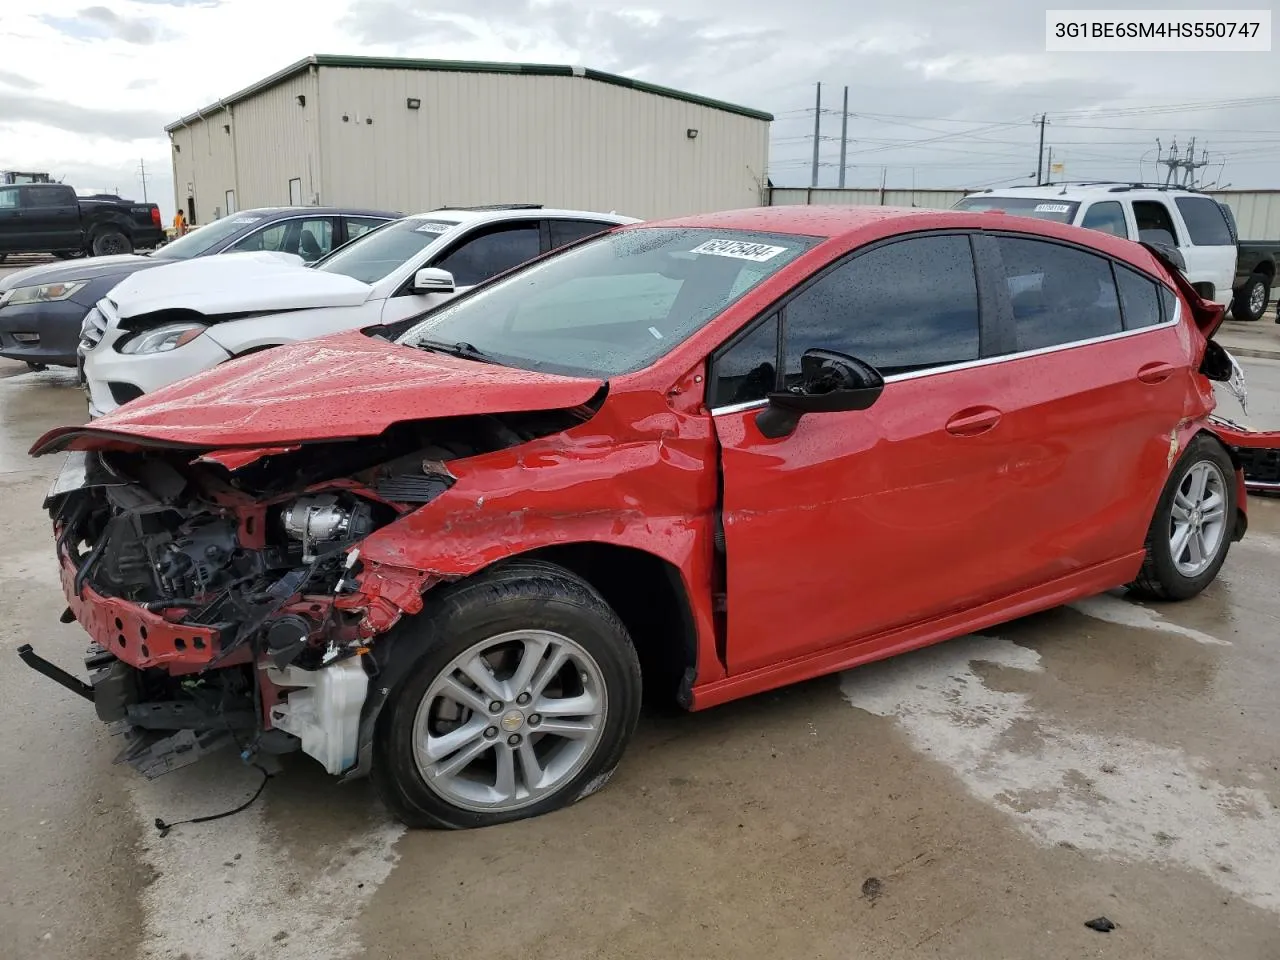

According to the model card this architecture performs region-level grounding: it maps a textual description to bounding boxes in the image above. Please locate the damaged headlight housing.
[0,280,88,308]
[118,323,207,355]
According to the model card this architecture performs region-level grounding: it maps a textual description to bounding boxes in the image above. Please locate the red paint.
[37,207,1255,713]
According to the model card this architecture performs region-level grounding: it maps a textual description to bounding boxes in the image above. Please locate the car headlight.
[118,323,207,355]
[0,281,88,308]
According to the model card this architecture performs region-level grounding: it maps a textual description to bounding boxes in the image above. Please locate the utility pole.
[1034,114,1048,185]
[811,82,822,188]
[838,85,849,189]
[1045,146,1053,183]
[137,158,150,202]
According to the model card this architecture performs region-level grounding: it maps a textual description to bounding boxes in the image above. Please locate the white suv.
[954,184,1237,306]
[79,205,638,417]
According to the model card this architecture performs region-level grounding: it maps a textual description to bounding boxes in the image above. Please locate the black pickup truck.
[0,183,164,259]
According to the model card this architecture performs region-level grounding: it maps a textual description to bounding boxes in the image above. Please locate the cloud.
[127,78,158,90]
[41,6,161,45]
[0,69,38,90]
[0,91,169,140]
[341,0,477,44]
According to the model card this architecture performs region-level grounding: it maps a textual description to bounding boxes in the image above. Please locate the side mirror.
[755,349,885,439]
[413,267,455,294]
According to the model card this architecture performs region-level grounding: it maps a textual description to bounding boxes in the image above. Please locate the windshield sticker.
[648,326,664,340]
[1033,203,1071,214]
[690,239,788,262]
[413,222,451,234]
[230,217,262,224]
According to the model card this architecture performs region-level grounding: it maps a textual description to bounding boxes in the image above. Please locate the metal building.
[166,55,772,224]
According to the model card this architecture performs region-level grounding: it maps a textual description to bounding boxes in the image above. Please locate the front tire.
[1128,436,1237,601]
[373,560,642,829]
[1230,274,1270,322]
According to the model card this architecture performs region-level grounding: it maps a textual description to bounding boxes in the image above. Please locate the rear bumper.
[0,300,89,366]
[1207,416,1280,493]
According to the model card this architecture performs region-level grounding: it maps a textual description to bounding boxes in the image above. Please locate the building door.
[224,190,236,215]
[288,178,302,205]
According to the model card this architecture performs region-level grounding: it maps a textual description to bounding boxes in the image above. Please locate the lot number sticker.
[1033,203,1072,214]
[231,217,263,224]
[691,239,788,262]
[414,221,451,234]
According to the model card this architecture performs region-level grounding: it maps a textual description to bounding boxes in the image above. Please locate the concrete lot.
[2,281,1280,958]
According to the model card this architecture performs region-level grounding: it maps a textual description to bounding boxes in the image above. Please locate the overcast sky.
[1,0,1276,218]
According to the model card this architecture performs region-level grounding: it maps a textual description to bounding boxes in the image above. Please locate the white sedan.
[79,206,637,416]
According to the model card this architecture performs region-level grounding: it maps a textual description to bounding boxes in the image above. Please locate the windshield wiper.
[415,338,500,364]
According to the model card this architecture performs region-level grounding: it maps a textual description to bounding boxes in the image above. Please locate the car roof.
[404,207,640,227]
[963,183,1211,202]
[230,206,403,219]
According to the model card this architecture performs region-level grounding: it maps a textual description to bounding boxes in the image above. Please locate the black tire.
[1230,274,1270,322]
[90,228,132,257]
[53,249,85,260]
[373,559,642,829]
[1128,435,1237,601]
[25,361,48,372]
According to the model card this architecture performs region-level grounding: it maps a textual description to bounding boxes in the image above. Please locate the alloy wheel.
[1168,461,1228,578]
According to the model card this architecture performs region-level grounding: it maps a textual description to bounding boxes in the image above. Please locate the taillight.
[151,207,161,227]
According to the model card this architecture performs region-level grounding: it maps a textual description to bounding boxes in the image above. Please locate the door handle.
[1137,361,1177,384]
[945,406,1002,437]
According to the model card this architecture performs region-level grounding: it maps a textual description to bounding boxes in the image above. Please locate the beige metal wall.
[168,71,319,223]
[315,67,769,218]
[768,186,1280,240]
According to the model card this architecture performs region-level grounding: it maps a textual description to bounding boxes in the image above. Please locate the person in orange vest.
[173,208,187,236]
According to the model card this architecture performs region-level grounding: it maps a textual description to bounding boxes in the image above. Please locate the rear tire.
[90,228,131,257]
[373,559,642,829]
[1128,436,1237,601]
[1230,274,1270,322]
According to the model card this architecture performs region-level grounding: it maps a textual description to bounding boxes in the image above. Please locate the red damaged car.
[21,206,1271,828]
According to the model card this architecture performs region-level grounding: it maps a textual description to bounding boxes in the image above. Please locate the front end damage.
[23,407,590,780]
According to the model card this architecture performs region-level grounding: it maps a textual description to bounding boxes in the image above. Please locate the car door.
[1172,195,1237,303]
[20,185,81,250]
[980,233,1190,579]
[0,187,19,251]
[711,232,1025,675]
[379,220,542,324]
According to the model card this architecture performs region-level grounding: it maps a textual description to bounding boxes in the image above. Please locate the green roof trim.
[165,54,773,131]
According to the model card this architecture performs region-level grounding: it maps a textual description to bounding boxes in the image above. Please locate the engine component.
[281,494,375,562]
[265,658,370,774]
[265,614,312,669]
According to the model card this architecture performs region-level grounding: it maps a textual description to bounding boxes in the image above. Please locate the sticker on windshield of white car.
[230,217,262,224]
[413,221,451,234]
[1033,203,1071,214]
[690,239,788,262]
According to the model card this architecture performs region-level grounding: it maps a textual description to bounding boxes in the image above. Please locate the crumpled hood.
[31,330,605,454]
[104,251,373,318]
[0,255,155,292]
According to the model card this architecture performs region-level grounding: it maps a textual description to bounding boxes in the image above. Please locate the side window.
[711,315,780,408]
[1114,265,1162,330]
[549,219,611,249]
[783,234,980,383]
[1158,284,1177,322]
[996,237,1122,350]
[233,223,288,253]
[1080,201,1128,238]
[22,185,73,206]
[344,217,387,242]
[0,188,17,210]
[1132,201,1180,246]
[292,218,333,261]
[1175,197,1234,246]
[434,223,541,287]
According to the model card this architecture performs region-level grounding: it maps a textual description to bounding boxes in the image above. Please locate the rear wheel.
[53,250,85,260]
[1128,436,1237,601]
[1230,274,1270,322]
[373,560,642,829]
[90,228,131,257]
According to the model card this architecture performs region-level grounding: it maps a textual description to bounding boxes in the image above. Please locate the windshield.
[152,215,270,260]
[314,216,458,283]
[395,227,820,377]
[953,196,1081,224]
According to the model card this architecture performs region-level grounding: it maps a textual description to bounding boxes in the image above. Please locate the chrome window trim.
[221,212,354,253]
[709,300,1182,417]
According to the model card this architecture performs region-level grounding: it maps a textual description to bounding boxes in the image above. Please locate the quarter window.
[996,237,1123,350]
[435,224,541,287]
[782,234,981,383]
[1080,201,1128,238]
[1115,265,1163,330]
[1174,197,1235,246]
[711,315,780,408]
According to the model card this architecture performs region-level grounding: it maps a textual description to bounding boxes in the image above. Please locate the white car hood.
[105,251,374,319]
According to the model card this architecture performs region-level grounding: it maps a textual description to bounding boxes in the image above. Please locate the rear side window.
[1175,197,1235,246]
[782,235,980,381]
[1132,201,1180,246]
[996,237,1122,350]
[22,185,74,206]
[344,217,386,241]
[1114,266,1163,330]
[434,223,541,287]
[549,219,612,249]
[1080,202,1128,238]
[0,188,16,210]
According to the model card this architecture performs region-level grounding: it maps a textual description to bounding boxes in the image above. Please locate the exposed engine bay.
[32,408,592,779]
